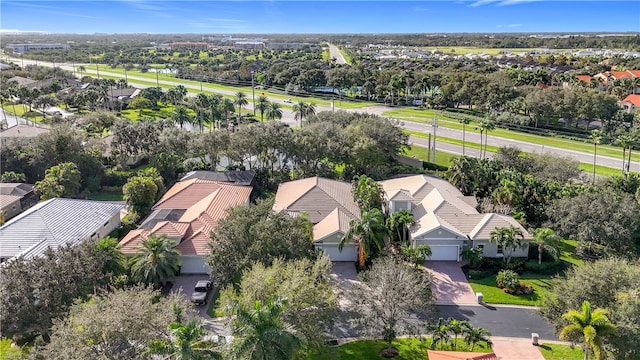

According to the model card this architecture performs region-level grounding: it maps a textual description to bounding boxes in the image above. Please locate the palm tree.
[489,225,525,264]
[464,326,492,351]
[447,319,470,351]
[339,208,387,268]
[221,98,235,129]
[227,298,304,360]
[265,101,283,121]
[532,228,562,265]
[616,134,634,174]
[234,91,248,119]
[560,301,616,360]
[292,101,316,128]
[130,234,181,287]
[172,105,191,129]
[477,119,495,160]
[459,117,472,156]
[429,318,451,351]
[95,237,126,278]
[256,96,269,122]
[147,319,222,360]
[386,210,415,245]
[590,130,602,185]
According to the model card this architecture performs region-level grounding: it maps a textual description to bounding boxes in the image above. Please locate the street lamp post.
[251,70,256,116]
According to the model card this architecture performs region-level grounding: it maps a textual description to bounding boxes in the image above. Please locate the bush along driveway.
[467,273,554,307]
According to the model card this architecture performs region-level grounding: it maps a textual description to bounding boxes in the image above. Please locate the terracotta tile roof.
[610,70,634,80]
[154,179,223,210]
[576,75,591,83]
[273,177,359,224]
[119,180,252,256]
[427,350,497,360]
[621,94,640,107]
[313,208,355,242]
[627,70,640,77]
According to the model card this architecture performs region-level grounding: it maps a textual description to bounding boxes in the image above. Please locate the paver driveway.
[491,338,545,360]
[171,274,213,318]
[425,261,478,305]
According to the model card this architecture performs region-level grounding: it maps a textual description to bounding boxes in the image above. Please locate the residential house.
[119,179,252,274]
[272,177,360,261]
[0,124,50,146]
[379,174,531,261]
[619,94,640,113]
[0,183,38,222]
[0,198,125,263]
[272,175,531,262]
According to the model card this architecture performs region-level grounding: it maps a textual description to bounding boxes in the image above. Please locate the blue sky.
[1,1,639,34]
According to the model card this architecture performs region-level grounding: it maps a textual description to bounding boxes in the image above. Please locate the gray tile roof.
[0,198,125,261]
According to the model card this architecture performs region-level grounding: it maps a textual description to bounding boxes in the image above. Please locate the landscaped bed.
[468,273,553,306]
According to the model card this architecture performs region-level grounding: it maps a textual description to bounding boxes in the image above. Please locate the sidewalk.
[491,337,545,360]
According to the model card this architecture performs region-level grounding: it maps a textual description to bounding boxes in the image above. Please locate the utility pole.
[96,63,100,79]
[156,69,159,87]
[432,111,438,163]
[332,98,335,112]
[251,70,256,116]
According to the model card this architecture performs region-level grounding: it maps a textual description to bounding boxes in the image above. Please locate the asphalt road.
[437,305,557,341]
[327,43,348,64]
[7,57,636,171]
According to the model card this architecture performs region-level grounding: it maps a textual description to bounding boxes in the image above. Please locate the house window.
[497,245,504,254]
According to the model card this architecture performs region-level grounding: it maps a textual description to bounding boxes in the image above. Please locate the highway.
[5,57,636,172]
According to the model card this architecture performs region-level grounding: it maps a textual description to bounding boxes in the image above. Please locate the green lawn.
[422,46,574,56]
[404,144,455,167]
[87,190,123,201]
[385,108,638,163]
[557,239,585,266]
[539,343,585,360]
[304,338,492,360]
[468,273,553,306]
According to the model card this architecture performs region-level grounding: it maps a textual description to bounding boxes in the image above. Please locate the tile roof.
[0,194,22,208]
[119,180,252,256]
[621,94,640,107]
[0,125,50,139]
[380,175,531,241]
[180,170,255,186]
[0,198,125,261]
[0,183,34,196]
[576,75,591,83]
[313,208,355,242]
[273,177,359,224]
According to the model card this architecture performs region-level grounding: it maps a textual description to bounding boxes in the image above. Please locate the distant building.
[0,124,50,146]
[170,42,210,51]
[234,41,265,50]
[7,43,70,54]
[619,94,640,113]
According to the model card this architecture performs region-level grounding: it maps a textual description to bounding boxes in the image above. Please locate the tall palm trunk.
[592,143,597,185]
[628,146,632,172]
[622,146,627,174]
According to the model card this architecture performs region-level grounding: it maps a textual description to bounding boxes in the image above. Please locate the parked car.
[284,98,292,103]
[190,280,213,306]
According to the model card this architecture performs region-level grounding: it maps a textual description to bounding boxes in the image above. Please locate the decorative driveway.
[425,261,478,305]
[491,338,545,360]
[171,274,213,318]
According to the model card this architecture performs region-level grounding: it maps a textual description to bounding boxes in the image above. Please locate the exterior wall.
[473,240,530,258]
[1,199,22,221]
[89,211,123,240]
[315,232,358,262]
[389,200,410,214]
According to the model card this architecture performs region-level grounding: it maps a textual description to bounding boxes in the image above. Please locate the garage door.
[180,256,209,274]
[318,244,358,262]
[427,245,459,261]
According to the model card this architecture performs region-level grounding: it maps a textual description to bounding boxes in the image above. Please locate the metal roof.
[0,198,125,261]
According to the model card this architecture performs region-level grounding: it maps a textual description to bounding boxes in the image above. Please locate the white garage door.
[180,256,209,274]
[319,244,358,262]
[427,245,459,261]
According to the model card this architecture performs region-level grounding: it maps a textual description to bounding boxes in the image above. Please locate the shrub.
[496,270,520,293]
[461,247,484,270]
[467,269,493,279]
[524,260,565,275]
[101,169,133,187]
[502,258,526,273]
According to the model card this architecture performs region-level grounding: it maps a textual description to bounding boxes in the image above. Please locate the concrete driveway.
[491,338,545,360]
[171,274,213,318]
[425,261,478,305]
[330,262,360,308]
